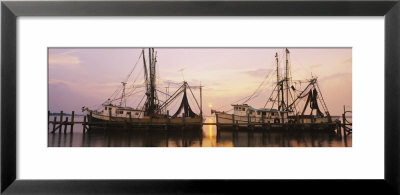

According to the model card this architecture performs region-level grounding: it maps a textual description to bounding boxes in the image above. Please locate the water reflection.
[48,126,351,147]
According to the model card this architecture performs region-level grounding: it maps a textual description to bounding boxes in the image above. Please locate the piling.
[70,111,75,133]
[52,116,57,133]
[337,120,342,137]
[166,115,171,130]
[64,117,69,133]
[250,116,255,131]
[262,114,265,125]
[89,111,93,131]
[58,111,63,133]
[215,113,219,131]
[232,114,235,127]
[48,111,50,131]
[343,116,348,140]
[247,113,250,127]
[83,116,87,134]
[182,113,185,130]
[59,111,64,129]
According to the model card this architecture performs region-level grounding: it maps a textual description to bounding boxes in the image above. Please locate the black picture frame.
[1,1,399,194]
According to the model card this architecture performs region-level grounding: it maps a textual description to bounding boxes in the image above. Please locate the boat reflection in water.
[48,117,351,147]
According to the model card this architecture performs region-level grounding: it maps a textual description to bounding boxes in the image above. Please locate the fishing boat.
[212,48,334,129]
[82,48,203,128]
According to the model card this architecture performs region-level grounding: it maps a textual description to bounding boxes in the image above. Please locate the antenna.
[178,68,185,81]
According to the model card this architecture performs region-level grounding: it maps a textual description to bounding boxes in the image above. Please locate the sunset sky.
[48,48,351,116]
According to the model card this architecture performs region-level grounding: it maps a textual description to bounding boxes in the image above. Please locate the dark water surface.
[48,116,352,147]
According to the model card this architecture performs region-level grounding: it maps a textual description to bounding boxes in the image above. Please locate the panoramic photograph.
[48,48,352,147]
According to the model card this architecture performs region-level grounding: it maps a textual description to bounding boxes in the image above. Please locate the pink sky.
[48,48,351,116]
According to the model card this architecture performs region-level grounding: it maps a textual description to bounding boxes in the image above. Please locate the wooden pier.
[335,106,352,138]
[49,110,204,134]
[48,110,349,135]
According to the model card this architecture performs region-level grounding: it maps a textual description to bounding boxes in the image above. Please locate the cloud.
[49,52,81,68]
[309,64,323,69]
[244,68,273,77]
[320,72,351,82]
[341,57,352,65]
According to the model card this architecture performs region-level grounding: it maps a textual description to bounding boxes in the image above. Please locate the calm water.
[48,116,352,147]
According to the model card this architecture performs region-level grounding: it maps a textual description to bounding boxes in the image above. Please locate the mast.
[142,49,149,97]
[150,48,157,115]
[120,82,127,107]
[149,48,154,113]
[275,52,280,111]
[144,48,158,116]
[285,48,290,111]
[200,82,203,119]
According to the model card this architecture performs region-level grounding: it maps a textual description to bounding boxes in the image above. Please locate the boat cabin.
[232,104,288,119]
[103,104,144,118]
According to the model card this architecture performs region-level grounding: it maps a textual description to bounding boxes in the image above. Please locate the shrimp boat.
[212,48,334,129]
[82,48,203,129]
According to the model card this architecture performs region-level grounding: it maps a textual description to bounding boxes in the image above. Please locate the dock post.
[247,113,251,129]
[262,114,265,125]
[59,111,64,132]
[64,117,69,133]
[251,116,255,131]
[232,114,235,128]
[342,112,346,135]
[58,111,64,133]
[52,116,57,133]
[215,113,219,130]
[166,114,171,131]
[48,110,50,131]
[343,113,348,139]
[107,109,112,129]
[70,111,75,133]
[83,116,87,134]
[128,112,132,123]
[89,111,93,131]
[182,113,185,130]
[337,120,342,137]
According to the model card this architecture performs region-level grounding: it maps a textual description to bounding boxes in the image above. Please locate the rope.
[243,69,274,104]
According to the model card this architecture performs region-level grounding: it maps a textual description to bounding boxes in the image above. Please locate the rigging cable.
[243,69,274,104]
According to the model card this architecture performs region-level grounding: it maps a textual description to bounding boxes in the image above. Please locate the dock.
[48,109,351,137]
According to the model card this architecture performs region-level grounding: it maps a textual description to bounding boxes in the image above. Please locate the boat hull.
[215,112,336,131]
[86,112,203,130]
